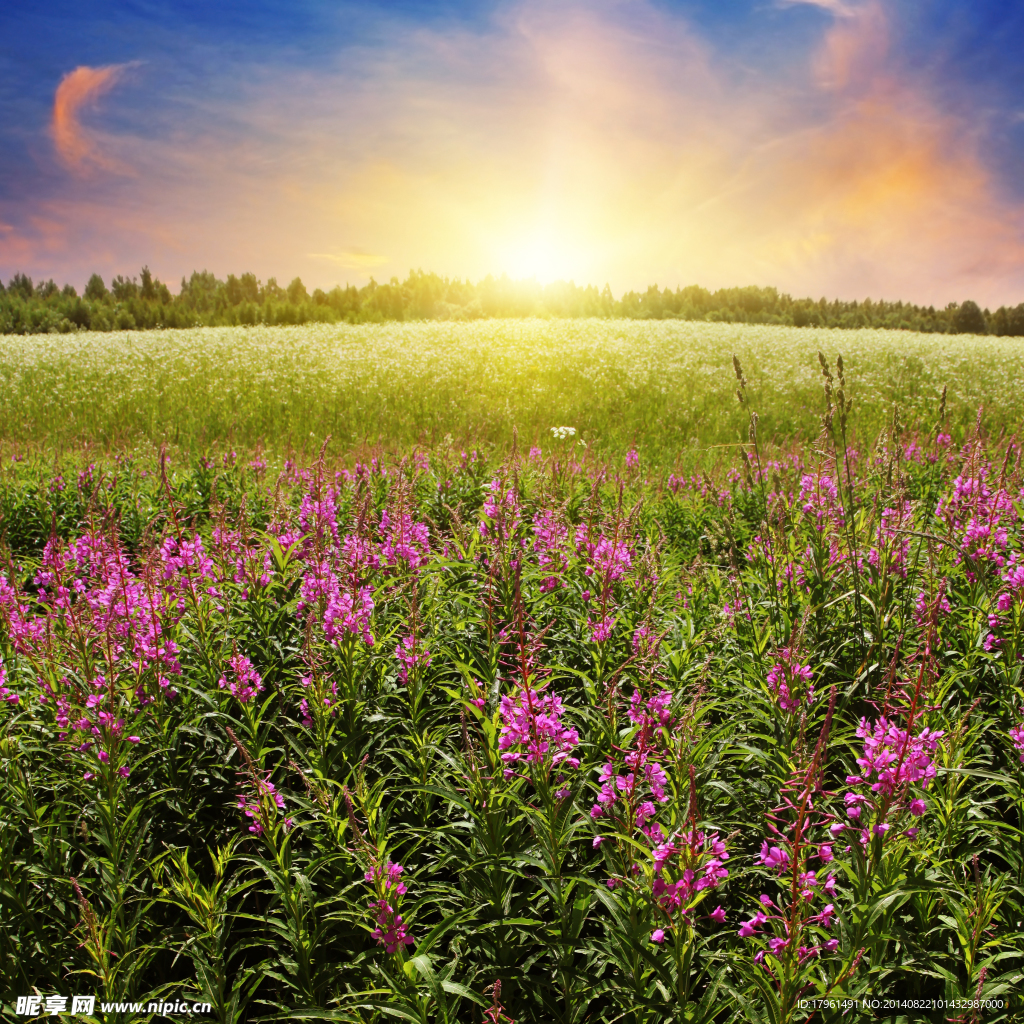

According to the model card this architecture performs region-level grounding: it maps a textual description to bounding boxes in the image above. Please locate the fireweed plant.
[1,361,1023,1023]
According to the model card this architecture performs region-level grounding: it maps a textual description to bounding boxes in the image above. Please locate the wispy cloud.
[776,0,857,16]
[51,63,136,174]
[308,251,389,269]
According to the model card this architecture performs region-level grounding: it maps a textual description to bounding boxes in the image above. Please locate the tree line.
[2,266,1023,335]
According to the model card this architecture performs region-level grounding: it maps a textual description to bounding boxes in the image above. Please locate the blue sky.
[1,0,1022,305]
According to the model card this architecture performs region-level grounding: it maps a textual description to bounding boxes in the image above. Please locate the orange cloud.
[52,64,133,174]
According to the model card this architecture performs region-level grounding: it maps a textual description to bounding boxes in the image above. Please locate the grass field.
[1,325,1024,1023]
[1,320,1022,462]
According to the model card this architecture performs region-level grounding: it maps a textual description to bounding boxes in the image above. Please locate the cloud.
[308,251,389,270]
[777,0,857,16]
[52,63,135,174]
[813,0,888,91]
[6,1,1023,307]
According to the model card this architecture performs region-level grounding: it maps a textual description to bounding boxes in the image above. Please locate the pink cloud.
[52,64,134,174]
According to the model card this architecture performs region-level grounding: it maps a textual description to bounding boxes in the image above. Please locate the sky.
[1,0,1023,307]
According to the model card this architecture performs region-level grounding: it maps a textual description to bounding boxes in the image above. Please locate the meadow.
[0,320,1022,463]
[0,327,1023,1024]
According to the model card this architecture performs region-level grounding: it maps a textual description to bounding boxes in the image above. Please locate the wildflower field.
[1,336,1024,1024]
[1,320,1023,463]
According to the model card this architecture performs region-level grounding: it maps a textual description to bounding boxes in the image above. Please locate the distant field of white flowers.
[0,319,1021,461]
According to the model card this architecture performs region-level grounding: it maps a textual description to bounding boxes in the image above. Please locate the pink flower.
[379,507,431,570]
[708,905,726,924]
[651,928,666,944]
[635,801,657,827]
[813,903,835,928]
[766,650,814,712]
[370,899,414,953]
[853,717,944,797]
[756,841,790,873]
[324,586,375,647]
[593,836,604,848]
[218,654,264,704]
[909,798,926,816]
[498,684,580,770]
[395,635,431,685]
[818,844,834,862]
[588,615,616,644]
[236,772,285,835]
[738,911,767,939]
[1009,720,1024,763]
[365,861,408,897]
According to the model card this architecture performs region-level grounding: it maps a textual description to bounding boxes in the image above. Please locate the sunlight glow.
[495,226,579,285]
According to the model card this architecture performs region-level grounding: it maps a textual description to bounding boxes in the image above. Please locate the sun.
[495,227,577,284]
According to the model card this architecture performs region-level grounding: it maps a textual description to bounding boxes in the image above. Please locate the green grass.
[1,320,1021,463]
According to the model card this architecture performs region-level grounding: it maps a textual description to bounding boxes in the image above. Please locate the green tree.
[111,275,138,302]
[953,299,986,335]
[140,266,156,301]
[7,273,34,299]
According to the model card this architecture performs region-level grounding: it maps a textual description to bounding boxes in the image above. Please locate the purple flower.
[813,903,835,928]
[365,861,408,896]
[650,928,666,944]
[756,841,790,873]
[739,911,767,939]
[588,615,616,644]
[766,650,814,712]
[218,654,264,704]
[498,684,580,771]
[370,899,414,953]
[395,635,431,685]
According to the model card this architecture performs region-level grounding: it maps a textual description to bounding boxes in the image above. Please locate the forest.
[2,267,1023,336]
